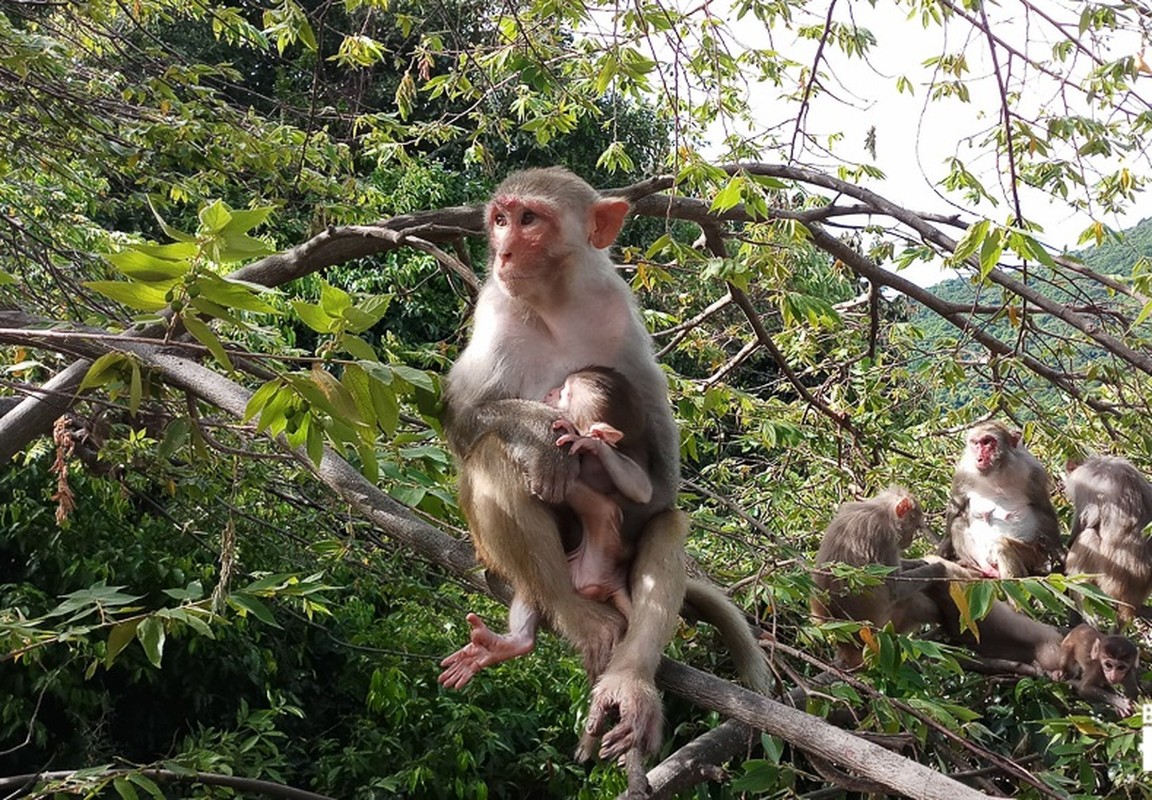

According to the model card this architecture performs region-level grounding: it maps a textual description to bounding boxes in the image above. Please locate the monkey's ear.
[588,199,631,249]
[588,422,624,445]
[1090,639,1101,660]
[894,497,914,518]
[1009,430,1022,447]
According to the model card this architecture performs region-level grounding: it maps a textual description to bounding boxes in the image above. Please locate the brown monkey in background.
[439,367,648,689]
[442,167,769,764]
[811,487,947,668]
[939,422,1064,578]
[1056,624,1139,715]
[1065,456,1152,627]
[928,562,1137,715]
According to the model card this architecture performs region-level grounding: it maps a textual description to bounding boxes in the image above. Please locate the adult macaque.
[1056,624,1139,715]
[442,167,769,764]
[439,366,648,690]
[1065,456,1152,627]
[811,487,946,668]
[939,422,1064,578]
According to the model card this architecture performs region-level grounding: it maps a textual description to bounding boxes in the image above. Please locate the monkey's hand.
[559,435,606,458]
[552,418,578,440]
[1109,693,1134,717]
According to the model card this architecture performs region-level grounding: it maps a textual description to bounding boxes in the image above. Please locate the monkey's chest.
[967,492,1037,543]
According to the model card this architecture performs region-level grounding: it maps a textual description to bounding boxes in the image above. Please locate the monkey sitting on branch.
[1055,624,1140,716]
[1065,455,1152,628]
[439,366,649,689]
[441,167,770,769]
[810,486,952,668]
[939,421,1065,579]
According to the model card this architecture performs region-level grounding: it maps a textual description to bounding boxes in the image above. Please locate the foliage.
[3,0,1152,798]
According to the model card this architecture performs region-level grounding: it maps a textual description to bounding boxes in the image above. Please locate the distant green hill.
[905,216,1152,414]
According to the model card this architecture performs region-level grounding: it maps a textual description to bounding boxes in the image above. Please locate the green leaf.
[106,619,142,667]
[84,280,171,312]
[342,335,378,361]
[105,249,190,282]
[292,300,336,333]
[183,315,234,373]
[196,274,278,314]
[368,379,400,436]
[951,219,989,264]
[710,174,746,213]
[147,197,195,243]
[220,207,273,236]
[113,776,140,800]
[342,364,378,428]
[135,617,165,668]
[128,360,143,415]
[198,199,232,235]
[306,419,325,465]
[311,365,364,425]
[80,352,128,391]
[157,418,190,461]
[244,378,283,423]
[320,281,353,316]
[127,773,165,800]
[133,241,199,260]
[229,593,281,627]
[391,365,435,393]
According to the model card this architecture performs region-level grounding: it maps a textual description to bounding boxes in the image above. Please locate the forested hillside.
[4,2,1152,799]
[908,216,1152,412]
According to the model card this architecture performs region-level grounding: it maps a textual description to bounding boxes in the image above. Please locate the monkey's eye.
[492,212,508,227]
[520,210,537,225]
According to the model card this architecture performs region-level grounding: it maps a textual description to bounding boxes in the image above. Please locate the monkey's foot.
[580,672,663,763]
[437,613,535,689]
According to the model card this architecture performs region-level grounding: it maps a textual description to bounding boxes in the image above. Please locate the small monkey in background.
[1056,624,1140,716]
[939,422,1064,578]
[811,487,944,668]
[439,367,649,690]
[1065,456,1152,627]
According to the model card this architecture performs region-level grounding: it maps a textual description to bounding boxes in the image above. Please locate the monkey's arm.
[1026,470,1065,550]
[886,558,957,604]
[1072,680,1134,715]
[937,489,969,559]
[446,398,579,504]
[567,437,653,504]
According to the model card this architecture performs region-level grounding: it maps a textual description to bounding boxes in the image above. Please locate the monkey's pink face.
[542,383,567,409]
[488,196,562,293]
[1102,658,1130,684]
[969,433,1001,472]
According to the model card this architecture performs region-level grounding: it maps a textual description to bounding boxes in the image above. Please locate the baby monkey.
[439,366,650,689]
[1057,624,1140,716]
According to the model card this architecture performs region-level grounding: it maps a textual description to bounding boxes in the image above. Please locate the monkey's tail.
[683,578,773,694]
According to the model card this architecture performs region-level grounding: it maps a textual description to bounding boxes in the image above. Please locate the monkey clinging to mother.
[440,167,771,766]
